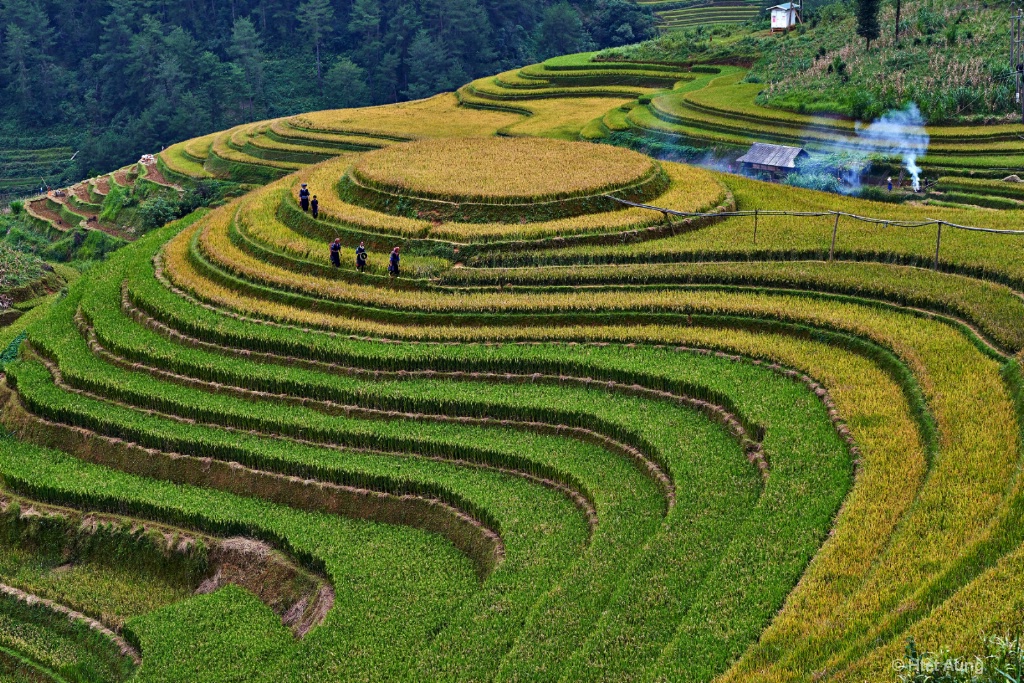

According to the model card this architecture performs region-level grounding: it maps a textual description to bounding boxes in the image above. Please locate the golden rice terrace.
[351,137,657,202]
[0,49,1022,683]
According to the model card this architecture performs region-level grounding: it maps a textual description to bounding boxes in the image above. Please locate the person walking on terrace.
[311,195,319,218]
[299,183,311,211]
[355,242,368,272]
[388,247,400,278]
[330,238,342,268]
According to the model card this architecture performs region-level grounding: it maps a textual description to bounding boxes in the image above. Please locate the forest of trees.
[0,0,657,178]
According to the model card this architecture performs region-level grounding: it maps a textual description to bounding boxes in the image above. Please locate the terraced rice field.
[0,145,75,201]
[17,159,185,245]
[622,68,1024,180]
[403,52,1024,195]
[0,50,1021,683]
[640,0,762,30]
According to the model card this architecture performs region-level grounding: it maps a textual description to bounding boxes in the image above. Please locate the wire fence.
[605,195,1024,270]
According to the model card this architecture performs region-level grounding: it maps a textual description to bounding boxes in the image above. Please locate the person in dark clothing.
[388,247,400,278]
[329,238,342,268]
[311,195,319,218]
[299,183,311,211]
[355,242,367,272]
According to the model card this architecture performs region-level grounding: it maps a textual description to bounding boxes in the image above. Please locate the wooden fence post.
[829,212,839,261]
[934,222,943,270]
[753,209,759,245]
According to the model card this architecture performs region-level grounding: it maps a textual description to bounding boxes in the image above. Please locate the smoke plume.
[846,103,930,191]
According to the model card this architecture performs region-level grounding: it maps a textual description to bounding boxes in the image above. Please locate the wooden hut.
[737,143,809,178]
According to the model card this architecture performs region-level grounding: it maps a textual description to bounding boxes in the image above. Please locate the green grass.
[0,593,135,683]
[0,246,47,292]
[0,439,480,681]
[0,211,862,680]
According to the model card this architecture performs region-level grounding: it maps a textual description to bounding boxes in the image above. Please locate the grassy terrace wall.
[0,49,1020,683]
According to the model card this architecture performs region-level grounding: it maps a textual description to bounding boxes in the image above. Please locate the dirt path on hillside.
[70,184,91,203]
[68,186,100,223]
[141,161,178,189]
[112,169,135,188]
[51,192,94,224]
[27,198,72,231]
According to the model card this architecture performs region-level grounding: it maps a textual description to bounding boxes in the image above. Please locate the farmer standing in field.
[311,195,319,218]
[355,242,368,272]
[330,238,342,268]
[388,247,400,278]
[299,183,311,211]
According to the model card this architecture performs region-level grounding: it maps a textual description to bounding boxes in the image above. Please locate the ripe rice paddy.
[0,49,1021,683]
[350,137,658,203]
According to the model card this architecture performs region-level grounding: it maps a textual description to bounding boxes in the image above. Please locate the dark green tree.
[230,16,266,118]
[587,0,657,48]
[536,3,586,60]
[324,58,371,108]
[0,0,60,122]
[3,26,40,116]
[856,0,880,48]
[404,29,450,100]
[297,0,335,88]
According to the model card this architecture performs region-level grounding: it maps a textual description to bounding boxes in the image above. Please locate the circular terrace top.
[349,137,659,205]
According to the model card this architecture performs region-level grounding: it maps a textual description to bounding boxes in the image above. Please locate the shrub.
[9,200,24,215]
[137,198,179,232]
[856,185,908,203]
[849,89,879,121]
[41,229,125,263]
[99,185,126,223]
[784,172,843,194]
[0,332,27,370]
[1,225,49,254]
[828,56,848,82]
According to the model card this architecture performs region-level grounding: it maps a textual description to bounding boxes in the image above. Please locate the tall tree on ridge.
[298,0,334,89]
[536,2,586,60]
[324,57,371,109]
[856,0,880,48]
[404,29,450,100]
[230,16,265,118]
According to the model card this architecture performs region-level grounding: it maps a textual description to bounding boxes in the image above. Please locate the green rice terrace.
[0,137,77,206]
[639,0,762,30]
[1,16,1024,682]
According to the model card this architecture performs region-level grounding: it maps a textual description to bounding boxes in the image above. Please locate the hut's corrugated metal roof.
[769,3,799,10]
[736,143,808,169]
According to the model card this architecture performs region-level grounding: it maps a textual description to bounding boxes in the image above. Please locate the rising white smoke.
[846,103,930,191]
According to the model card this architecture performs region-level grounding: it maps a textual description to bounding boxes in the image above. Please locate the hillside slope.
[0,44,1021,683]
[603,0,1014,124]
